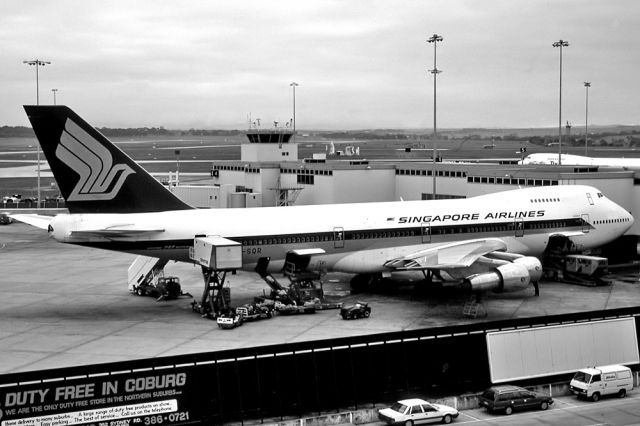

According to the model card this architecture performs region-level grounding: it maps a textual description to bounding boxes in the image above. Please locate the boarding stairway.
[127,255,169,294]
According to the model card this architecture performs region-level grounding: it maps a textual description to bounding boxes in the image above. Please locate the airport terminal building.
[169,130,640,237]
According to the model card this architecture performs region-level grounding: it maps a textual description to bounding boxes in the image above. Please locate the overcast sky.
[2,0,639,130]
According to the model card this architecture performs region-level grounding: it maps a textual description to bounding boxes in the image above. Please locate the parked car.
[478,385,553,415]
[378,398,459,424]
[340,301,371,319]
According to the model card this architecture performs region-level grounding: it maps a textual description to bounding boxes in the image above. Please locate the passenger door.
[408,404,426,424]
[515,219,524,237]
[520,391,537,409]
[333,227,344,249]
[502,391,522,410]
[590,374,603,395]
[421,222,431,243]
[581,214,590,233]
[421,403,440,423]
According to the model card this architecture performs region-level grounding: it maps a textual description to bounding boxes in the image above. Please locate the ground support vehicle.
[0,213,13,225]
[543,250,610,286]
[478,385,553,415]
[316,302,343,310]
[254,258,341,315]
[378,398,459,424]
[255,254,343,312]
[216,310,243,329]
[570,364,633,401]
[133,276,189,300]
[274,301,317,315]
[236,302,274,321]
[340,302,371,319]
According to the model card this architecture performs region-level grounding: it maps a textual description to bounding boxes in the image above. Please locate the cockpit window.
[586,193,594,205]
[597,192,604,198]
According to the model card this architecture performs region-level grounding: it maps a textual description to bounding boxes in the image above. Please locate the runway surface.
[1,222,639,374]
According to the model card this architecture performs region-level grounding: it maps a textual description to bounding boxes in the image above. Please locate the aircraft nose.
[616,203,634,232]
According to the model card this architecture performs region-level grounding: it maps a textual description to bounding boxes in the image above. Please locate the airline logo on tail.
[55,118,134,201]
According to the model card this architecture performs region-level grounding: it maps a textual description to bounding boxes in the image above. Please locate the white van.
[569,364,633,401]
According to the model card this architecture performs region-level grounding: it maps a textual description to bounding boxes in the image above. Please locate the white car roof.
[579,364,630,375]
[398,398,429,405]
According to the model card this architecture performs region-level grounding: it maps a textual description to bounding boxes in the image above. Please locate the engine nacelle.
[463,263,531,293]
[513,256,543,283]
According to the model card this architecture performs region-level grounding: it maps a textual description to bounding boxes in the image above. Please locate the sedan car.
[478,385,553,415]
[378,398,459,424]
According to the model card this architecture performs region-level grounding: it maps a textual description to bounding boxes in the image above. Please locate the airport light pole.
[427,33,443,199]
[290,82,298,143]
[23,58,50,209]
[52,88,58,105]
[552,40,568,166]
[584,81,591,156]
[174,149,180,185]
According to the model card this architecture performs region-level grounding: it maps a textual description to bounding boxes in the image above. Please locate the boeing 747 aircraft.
[13,106,634,305]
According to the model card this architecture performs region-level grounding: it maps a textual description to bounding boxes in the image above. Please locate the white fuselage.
[48,185,633,273]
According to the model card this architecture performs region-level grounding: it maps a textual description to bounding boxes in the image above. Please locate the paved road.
[368,394,640,425]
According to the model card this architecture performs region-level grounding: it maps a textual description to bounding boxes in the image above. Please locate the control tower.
[241,123,297,162]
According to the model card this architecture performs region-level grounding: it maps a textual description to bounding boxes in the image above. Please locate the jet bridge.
[189,236,242,318]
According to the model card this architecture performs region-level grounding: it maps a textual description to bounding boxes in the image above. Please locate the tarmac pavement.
[1,222,640,375]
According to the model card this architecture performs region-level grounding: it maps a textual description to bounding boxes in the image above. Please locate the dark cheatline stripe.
[74,217,588,252]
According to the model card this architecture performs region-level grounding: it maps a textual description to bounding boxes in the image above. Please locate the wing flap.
[71,224,165,238]
[384,238,508,270]
[551,231,585,238]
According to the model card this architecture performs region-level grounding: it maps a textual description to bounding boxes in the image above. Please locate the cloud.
[2,0,639,129]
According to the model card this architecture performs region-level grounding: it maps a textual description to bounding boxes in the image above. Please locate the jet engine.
[513,256,543,283]
[462,262,533,293]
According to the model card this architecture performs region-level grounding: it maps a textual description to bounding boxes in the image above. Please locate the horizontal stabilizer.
[384,238,507,270]
[10,214,53,230]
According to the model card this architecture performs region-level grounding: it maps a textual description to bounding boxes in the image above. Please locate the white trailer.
[486,317,639,383]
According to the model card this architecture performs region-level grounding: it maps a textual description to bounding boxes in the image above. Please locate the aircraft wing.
[10,214,53,230]
[71,225,165,239]
[384,238,508,270]
[551,231,585,238]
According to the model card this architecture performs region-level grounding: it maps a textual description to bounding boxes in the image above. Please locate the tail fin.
[24,105,193,214]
